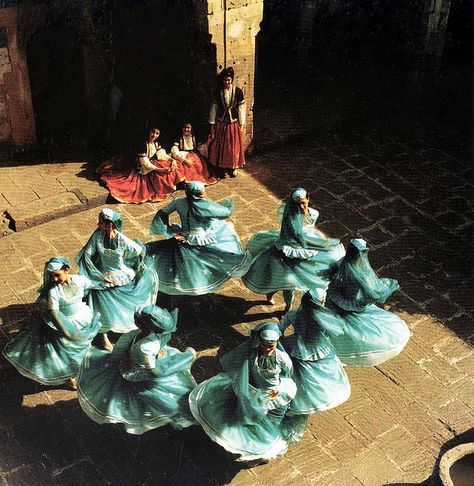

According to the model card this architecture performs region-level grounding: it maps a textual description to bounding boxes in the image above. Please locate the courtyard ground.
[0,119,472,485]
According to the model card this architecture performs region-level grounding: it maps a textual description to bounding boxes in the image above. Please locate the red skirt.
[99,158,186,204]
[180,152,218,186]
[208,121,245,169]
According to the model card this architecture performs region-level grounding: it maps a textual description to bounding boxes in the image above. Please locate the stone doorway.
[110,0,214,153]
[26,22,86,152]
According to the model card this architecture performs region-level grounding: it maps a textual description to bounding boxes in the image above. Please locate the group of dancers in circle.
[3,183,411,466]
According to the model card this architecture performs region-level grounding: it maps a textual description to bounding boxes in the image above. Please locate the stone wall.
[0,7,35,154]
[0,0,111,157]
[0,0,465,157]
[205,0,264,150]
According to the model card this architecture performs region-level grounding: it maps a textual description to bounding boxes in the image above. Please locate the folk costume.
[280,289,351,414]
[327,239,410,367]
[170,128,217,186]
[189,323,307,462]
[77,305,197,434]
[77,209,159,333]
[3,257,101,385]
[99,139,186,204]
[242,188,345,310]
[208,67,246,175]
[146,181,250,295]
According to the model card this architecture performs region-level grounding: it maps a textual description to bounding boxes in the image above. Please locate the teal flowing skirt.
[189,373,307,461]
[328,302,411,367]
[146,222,251,295]
[86,267,158,333]
[286,351,351,414]
[77,333,197,434]
[3,316,100,386]
[242,230,345,294]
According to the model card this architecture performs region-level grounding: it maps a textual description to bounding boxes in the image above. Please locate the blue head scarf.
[249,322,282,348]
[279,188,308,247]
[38,256,71,299]
[100,208,123,232]
[328,238,399,307]
[134,305,178,348]
[184,181,221,221]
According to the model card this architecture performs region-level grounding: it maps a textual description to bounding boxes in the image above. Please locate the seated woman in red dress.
[99,127,186,204]
[170,122,217,186]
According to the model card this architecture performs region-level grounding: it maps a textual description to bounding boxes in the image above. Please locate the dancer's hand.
[268,389,280,400]
[103,272,116,285]
[173,233,186,242]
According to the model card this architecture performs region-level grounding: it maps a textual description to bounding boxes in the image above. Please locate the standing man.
[208,67,246,178]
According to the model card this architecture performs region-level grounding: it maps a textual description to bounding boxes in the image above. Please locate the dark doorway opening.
[110,0,215,155]
[27,22,86,155]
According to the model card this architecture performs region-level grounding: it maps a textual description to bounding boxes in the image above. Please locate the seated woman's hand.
[156,167,172,174]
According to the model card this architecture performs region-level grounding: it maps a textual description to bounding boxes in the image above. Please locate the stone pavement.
[0,162,109,236]
[0,122,472,485]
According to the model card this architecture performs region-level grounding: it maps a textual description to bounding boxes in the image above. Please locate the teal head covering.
[134,305,178,347]
[346,238,368,259]
[280,188,308,247]
[249,322,282,348]
[329,237,398,306]
[100,208,123,232]
[38,256,71,297]
[185,181,206,200]
[290,287,345,345]
[291,188,307,203]
[301,288,327,309]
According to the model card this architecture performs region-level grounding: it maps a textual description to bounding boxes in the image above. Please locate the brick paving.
[0,122,473,485]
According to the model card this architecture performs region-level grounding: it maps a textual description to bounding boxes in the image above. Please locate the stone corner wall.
[205,0,264,150]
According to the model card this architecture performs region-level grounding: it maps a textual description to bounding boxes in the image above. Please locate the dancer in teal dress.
[3,257,101,388]
[77,208,159,350]
[279,288,351,414]
[146,181,250,295]
[77,305,197,434]
[189,322,307,464]
[327,238,410,366]
[242,188,345,313]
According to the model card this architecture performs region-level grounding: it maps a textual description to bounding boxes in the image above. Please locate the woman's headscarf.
[184,181,219,221]
[134,305,178,348]
[299,288,345,337]
[100,208,123,232]
[249,322,282,348]
[185,181,206,201]
[38,256,71,299]
[279,188,308,247]
[328,238,399,306]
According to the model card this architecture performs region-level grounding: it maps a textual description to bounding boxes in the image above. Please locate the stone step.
[5,187,108,232]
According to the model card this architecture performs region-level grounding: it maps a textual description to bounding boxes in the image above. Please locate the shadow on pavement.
[0,367,244,485]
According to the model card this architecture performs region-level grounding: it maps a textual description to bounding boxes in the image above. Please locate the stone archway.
[26,22,86,150]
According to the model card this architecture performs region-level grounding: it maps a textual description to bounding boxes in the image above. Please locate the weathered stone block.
[7,191,84,232]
